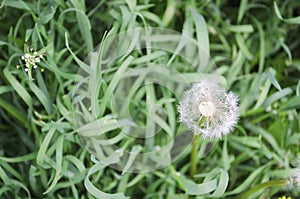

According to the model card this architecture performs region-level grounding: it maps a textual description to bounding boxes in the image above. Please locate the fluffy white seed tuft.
[178,79,239,139]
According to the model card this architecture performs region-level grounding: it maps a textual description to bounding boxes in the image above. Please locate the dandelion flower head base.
[199,101,216,117]
[178,80,239,139]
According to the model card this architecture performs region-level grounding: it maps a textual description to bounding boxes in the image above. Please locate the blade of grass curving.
[265,67,281,91]
[210,169,229,197]
[126,0,136,12]
[65,32,91,74]
[162,0,176,27]
[11,179,31,199]
[145,82,156,150]
[3,0,37,21]
[0,98,27,125]
[70,0,93,52]
[43,135,64,194]
[274,2,300,24]
[191,8,209,71]
[99,56,134,117]
[121,145,142,175]
[3,68,33,108]
[279,96,300,111]
[262,87,292,108]
[244,122,282,156]
[237,0,248,23]
[0,166,10,185]
[224,24,254,33]
[178,174,217,195]
[224,164,268,196]
[253,77,271,110]
[227,51,244,87]
[28,81,53,114]
[36,127,56,166]
[251,16,265,73]
[0,153,36,163]
[235,33,253,60]
[84,153,129,199]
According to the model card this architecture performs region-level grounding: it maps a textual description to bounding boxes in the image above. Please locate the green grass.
[0,0,300,198]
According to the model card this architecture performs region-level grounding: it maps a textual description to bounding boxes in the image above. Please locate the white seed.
[115,149,124,157]
[154,145,161,151]
[199,101,216,117]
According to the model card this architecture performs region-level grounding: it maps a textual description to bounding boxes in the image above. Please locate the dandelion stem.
[190,133,200,179]
[190,116,204,179]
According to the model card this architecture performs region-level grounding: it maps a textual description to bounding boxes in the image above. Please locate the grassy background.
[0,0,300,198]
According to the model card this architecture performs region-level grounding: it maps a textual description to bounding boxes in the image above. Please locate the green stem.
[189,116,205,179]
[190,133,200,179]
[240,179,287,199]
[28,67,33,81]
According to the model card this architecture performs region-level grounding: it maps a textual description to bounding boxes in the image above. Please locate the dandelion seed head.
[178,79,239,139]
[199,101,216,117]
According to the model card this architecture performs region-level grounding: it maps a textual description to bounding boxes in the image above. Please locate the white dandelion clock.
[178,79,239,139]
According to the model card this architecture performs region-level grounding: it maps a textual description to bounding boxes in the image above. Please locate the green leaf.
[224,24,254,33]
[84,153,129,199]
[265,67,281,91]
[262,87,292,107]
[237,0,248,23]
[3,68,33,108]
[224,165,268,196]
[43,135,64,194]
[36,127,56,166]
[274,2,300,24]
[121,145,142,174]
[191,8,210,71]
[268,118,285,148]
[179,175,217,195]
[279,96,300,111]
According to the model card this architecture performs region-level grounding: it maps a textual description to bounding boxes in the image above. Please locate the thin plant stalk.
[190,116,205,179]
